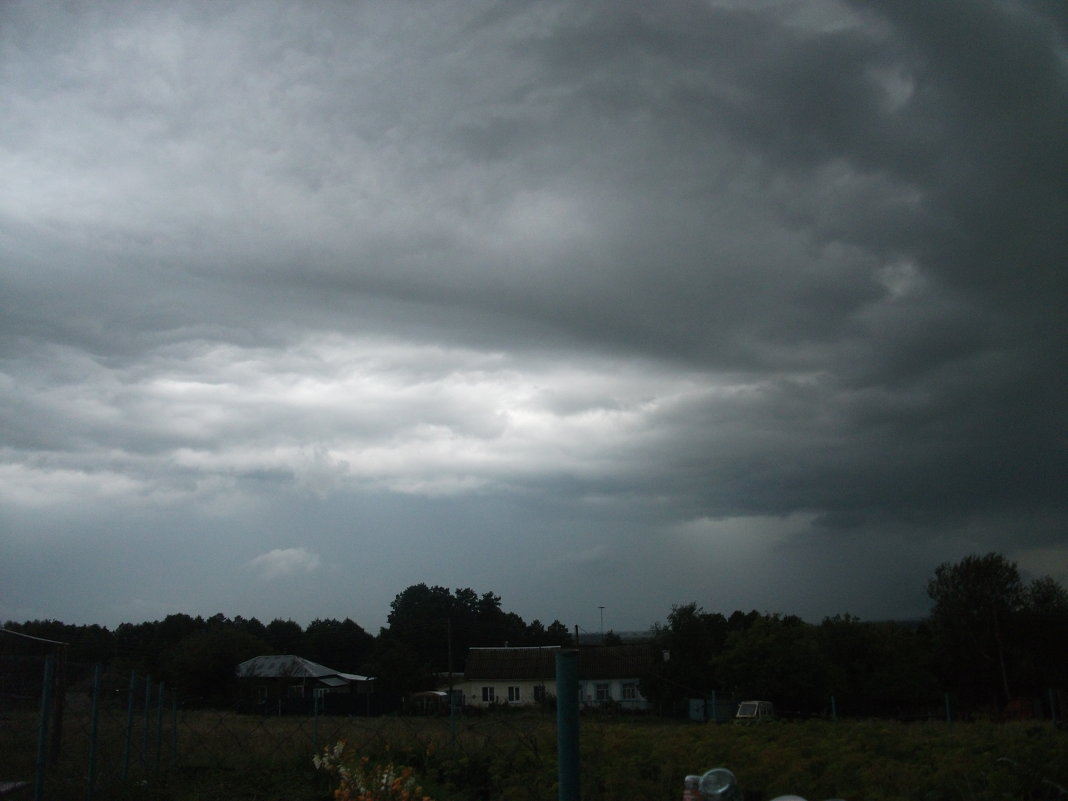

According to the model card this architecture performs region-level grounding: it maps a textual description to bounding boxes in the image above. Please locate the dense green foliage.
[370,584,573,702]
[640,553,1066,716]
[927,553,1068,706]
[1,584,574,709]
[3,554,1066,715]
[641,607,942,716]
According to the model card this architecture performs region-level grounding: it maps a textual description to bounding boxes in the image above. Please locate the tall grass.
[188,712,1068,801]
[5,707,1066,801]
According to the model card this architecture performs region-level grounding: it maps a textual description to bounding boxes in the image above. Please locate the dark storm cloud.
[1,0,1065,630]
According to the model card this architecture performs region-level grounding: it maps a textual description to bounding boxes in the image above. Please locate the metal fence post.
[155,682,165,772]
[141,675,152,772]
[86,663,103,801]
[123,671,136,781]
[34,655,55,801]
[171,691,178,767]
[49,645,68,766]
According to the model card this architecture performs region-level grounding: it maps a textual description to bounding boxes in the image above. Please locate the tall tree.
[1016,575,1068,694]
[166,627,272,705]
[715,614,832,713]
[381,583,549,672]
[818,615,938,716]
[927,553,1025,703]
[304,618,374,672]
[382,584,457,672]
[641,603,728,707]
[265,618,305,655]
[543,620,574,647]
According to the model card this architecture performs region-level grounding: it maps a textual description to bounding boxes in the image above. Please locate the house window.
[507,686,521,702]
[533,685,546,703]
[622,683,637,700]
[481,686,495,703]
[595,684,610,702]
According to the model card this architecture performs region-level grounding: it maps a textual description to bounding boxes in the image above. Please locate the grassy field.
[3,708,1066,801]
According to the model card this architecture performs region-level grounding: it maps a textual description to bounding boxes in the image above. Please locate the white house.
[454,644,654,711]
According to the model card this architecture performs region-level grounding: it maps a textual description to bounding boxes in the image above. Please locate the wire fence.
[1,653,176,800]
[2,646,1065,801]
[0,650,565,801]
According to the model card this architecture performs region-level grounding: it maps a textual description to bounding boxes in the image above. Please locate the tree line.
[645,553,1068,717]
[3,553,1066,716]
[1,585,573,707]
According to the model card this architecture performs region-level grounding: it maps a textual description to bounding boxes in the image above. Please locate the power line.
[0,627,69,646]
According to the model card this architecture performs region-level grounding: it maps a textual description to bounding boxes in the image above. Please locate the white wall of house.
[454,678,555,707]
[454,677,650,710]
[578,678,649,711]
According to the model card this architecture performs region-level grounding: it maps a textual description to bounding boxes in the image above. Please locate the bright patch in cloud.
[247,547,321,580]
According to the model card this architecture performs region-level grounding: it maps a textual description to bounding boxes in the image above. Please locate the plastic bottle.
[683,775,702,801]
[699,768,742,801]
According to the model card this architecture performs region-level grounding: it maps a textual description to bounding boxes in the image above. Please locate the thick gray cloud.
[2,0,1065,633]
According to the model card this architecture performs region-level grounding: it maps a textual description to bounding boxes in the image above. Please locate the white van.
[734,700,775,723]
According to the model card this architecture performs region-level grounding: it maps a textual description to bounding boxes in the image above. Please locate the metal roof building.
[236,654,370,683]
[235,654,375,715]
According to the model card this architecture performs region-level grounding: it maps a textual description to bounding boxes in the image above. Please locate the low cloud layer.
[2,0,1065,632]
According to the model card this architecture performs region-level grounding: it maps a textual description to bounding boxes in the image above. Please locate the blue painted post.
[86,664,103,801]
[34,655,55,801]
[555,649,580,801]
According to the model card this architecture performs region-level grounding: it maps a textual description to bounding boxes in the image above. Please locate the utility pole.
[598,606,605,644]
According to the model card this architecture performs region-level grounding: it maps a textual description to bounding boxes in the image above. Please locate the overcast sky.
[2,0,1066,636]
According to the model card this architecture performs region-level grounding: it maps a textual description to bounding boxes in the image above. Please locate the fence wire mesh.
[0,649,565,801]
[2,645,1065,801]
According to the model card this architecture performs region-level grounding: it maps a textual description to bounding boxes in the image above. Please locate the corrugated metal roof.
[236,654,333,678]
[338,671,372,682]
[235,654,370,681]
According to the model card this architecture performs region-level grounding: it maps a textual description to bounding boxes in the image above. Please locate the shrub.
[315,740,432,801]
